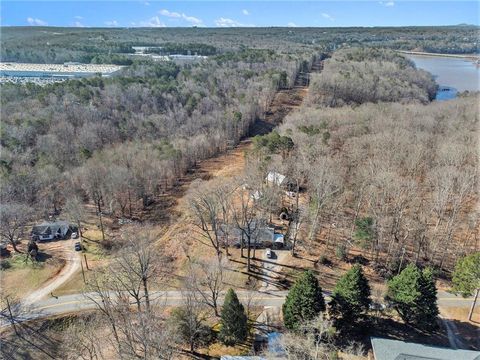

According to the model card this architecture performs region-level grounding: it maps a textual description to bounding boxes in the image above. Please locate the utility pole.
[80,260,86,284]
[84,254,89,270]
[468,288,479,322]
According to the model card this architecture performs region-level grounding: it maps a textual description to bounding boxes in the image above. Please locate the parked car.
[71,232,79,239]
[266,248,272,258]
[74,242,82,251]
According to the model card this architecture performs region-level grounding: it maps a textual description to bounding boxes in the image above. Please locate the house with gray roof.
[371,337,480,360]
[218,222,285,249]
[31,221,71,241]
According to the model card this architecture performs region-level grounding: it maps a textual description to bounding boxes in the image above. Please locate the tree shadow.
[229,256,318,274]
[35,251,53,263]
[445,318,480,350]
[249,119,275,136]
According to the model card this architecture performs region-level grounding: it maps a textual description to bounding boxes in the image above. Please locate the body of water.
[0,70,95,79]
[406,54,480,100]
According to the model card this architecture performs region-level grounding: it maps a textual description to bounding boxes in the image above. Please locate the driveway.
[22,237,81,306]
[259,249,289,292]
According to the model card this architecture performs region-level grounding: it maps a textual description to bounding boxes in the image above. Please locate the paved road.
[1,289,474,327]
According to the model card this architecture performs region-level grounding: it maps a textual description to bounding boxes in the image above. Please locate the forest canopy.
[1,25,478,64]
[0,48,316,218]
[308,48,438,106]
[278,94,478,272]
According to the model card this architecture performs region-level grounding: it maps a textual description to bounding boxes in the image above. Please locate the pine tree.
[387,264,438,330]
[219,288,248,346]
[283,270,326,330]
[452,253,480,320]
[329,265,371,331]
[417,267,439,328]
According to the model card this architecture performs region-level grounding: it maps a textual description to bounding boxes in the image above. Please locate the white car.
[71,232,79,239]
[266,248,272,258]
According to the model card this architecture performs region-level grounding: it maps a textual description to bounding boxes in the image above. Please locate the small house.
[218,222,285,249]
[31,221,70,241]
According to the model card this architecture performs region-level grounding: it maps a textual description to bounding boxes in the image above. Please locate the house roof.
[218,223,277,244]
[266,171,286,186]
[32,221,70,236]
[371,337,480,360]
[256,226,275,243]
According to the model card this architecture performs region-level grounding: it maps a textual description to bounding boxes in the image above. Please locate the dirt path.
[22,238,81,305]
[160,59,324,243]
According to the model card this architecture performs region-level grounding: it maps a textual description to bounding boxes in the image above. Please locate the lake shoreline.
[405,52,480,100]
[398,50,480,62]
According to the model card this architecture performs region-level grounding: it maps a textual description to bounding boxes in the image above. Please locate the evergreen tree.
[283,270,326,330]
[418,267,439,327]
[452,252,480,296]
[452,253,480,321]
[219,288,248,346]
[387,264,439,330]
[329,265,371,331]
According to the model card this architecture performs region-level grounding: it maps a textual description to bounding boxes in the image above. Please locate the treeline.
[145,42,217,56]
[308,48,438,106]
[0,50,312,222]
[270,94,479,273]
[1,26,477,64]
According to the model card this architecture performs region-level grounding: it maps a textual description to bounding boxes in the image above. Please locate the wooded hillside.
[308,48,438,106]
[0,50,315,218]
[277,94,478,273]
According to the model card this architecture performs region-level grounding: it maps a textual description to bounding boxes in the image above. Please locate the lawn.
[1,254,65,299]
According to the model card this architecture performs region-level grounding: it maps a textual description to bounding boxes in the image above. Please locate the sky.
[1,1,479,28]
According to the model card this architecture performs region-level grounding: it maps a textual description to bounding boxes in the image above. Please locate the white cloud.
[321,13,335,21]
[214,17,253,27]
[143,1,150,5]
[159,9,202,25]
[74,15,83,20]
[73,21,84,27]
[379,1,395,6]
[26,17,48,26]
[287,22,297,27]
[182,14,202,25]
[138,16,166,27]
[242,9,249,15]
[159,9,181,18]
[105,20,119,27]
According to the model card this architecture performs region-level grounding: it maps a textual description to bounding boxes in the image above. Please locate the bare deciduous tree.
[115,226,168,311]
[186,257,229,317]
[0,203,33,253]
